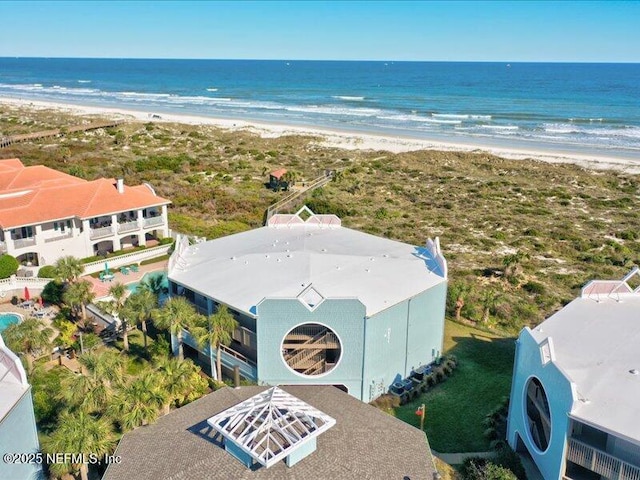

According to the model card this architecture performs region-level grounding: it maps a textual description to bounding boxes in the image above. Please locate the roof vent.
[630,369,639,375]
[230,256,236,261]
[277,258,282,263]
[116,178,124,194]
[265,254,270,259]
[321,248,327,252]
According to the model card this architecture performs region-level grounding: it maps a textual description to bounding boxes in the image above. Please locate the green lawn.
[395,320,515,453]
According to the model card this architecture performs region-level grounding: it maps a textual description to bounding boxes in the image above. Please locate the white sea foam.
[77,80,91,84]
[433,113,492,120]
[378,113,462,124]
[481,125,519,130]
[332,95,365,101]
[206,88,218,92]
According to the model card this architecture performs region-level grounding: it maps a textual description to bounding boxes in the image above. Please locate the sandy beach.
[2,96,639,173]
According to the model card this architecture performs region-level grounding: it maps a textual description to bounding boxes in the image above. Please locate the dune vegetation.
[3,103,639,335]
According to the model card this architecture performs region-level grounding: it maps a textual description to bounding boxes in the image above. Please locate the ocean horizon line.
[1,56,639,65]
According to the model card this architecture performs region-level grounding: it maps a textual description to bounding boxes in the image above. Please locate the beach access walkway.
[264,170,336,224]
[0,119,123,148]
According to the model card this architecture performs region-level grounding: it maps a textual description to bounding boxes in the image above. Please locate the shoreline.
[2,96,639,174]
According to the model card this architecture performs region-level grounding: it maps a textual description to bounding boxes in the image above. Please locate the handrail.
[0,120,123,148]
[567,437,640,480]
[117,220,140,233]
[265,171,335,224]
[90,226,114,239]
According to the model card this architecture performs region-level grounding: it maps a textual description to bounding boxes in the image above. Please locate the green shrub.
[0,254,19,279]
[38,265,57,278]
[41,280,65,306]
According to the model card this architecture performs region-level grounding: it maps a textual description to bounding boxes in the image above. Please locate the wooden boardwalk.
[264,170,335,224]
[0,119,123,148]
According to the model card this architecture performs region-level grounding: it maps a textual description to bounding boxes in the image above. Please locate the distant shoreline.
[2,96,640,174]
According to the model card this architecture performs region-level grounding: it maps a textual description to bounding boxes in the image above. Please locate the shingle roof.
[104,385,436,480]
[0,159,170,228]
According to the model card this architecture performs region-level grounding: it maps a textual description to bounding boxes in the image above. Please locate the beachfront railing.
[0,275,52,297]
[117,220,140,233]
[567,438,640,480]
[90,226,114,240]
[13,238,36,249]
[81,244,171,275]
[44,232,73,243]
[143,216,164,228]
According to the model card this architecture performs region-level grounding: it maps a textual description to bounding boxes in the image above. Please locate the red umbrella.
[39,296,44,307]
[24,286,30,301]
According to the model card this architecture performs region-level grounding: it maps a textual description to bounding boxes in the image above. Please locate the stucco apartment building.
[507,269,640,480]
[0,158,170,267]
[167,206,448,402]
[0,335,40,480]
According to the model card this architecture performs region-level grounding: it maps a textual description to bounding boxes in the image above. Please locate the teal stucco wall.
[0,389,41,480]
[362,283,447,402]
[256,298,367,398]
[507,329,576,480]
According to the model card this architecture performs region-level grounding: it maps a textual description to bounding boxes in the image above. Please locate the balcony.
[567,438,640,480]
[90,226,114,240]
[143,216,164,228]
[117,220,140,233]
[13,237,36,249]
[44,231,73,243]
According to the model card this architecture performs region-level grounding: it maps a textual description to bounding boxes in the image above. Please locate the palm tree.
[61,350,126,413]
[121,290,157,351]
[42,410,114,480]
[109,370,167,431]
[138,273,168,298]
[63,279,95,327]
[481,289,501,324]
[2,318,52,372]
[108,282,129,350]
[155,357,209,414]
[152,297,198,361]
[54,255,84,284]
[193,305,238,381]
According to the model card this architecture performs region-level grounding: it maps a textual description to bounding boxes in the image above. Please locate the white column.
[34,224,44,246]
[111,214,121,251]
[161,205,169,237]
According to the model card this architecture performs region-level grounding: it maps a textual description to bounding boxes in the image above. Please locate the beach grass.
[2,101,640,334]
[395,320,515,453]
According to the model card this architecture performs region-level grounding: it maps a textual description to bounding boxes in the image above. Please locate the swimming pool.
[0,313,22,333]
[127,271,168,296]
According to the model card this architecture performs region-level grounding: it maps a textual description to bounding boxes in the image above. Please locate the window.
[282,323,341,377]
[525,377,551,452]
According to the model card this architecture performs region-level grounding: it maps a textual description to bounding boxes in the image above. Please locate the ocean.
[1,58,639,157]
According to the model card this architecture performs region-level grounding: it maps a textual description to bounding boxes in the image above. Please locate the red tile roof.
[0,159,170,229]
[270,168,287,179]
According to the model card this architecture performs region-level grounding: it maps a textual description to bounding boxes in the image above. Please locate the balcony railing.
[13,237,36,248]
[567,438,640,480]
[90,226,114,240]
[44,231,73,243]
[118,220,140,233]
[143,216,164,228]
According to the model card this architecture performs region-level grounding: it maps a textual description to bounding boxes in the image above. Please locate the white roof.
[0,334,29,422]
[529,269,640,444]
[207,386,336,468]
[168,208,447,317]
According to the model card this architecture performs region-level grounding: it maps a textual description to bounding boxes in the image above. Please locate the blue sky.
[1,1,638,62]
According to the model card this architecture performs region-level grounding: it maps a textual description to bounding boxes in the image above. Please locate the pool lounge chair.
[129,264,139,272]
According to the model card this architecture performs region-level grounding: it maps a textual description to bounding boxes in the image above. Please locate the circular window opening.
[282,323,341,376]
[525,377,551,452]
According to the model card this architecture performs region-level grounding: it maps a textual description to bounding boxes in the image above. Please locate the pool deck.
[85,259,168,299]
